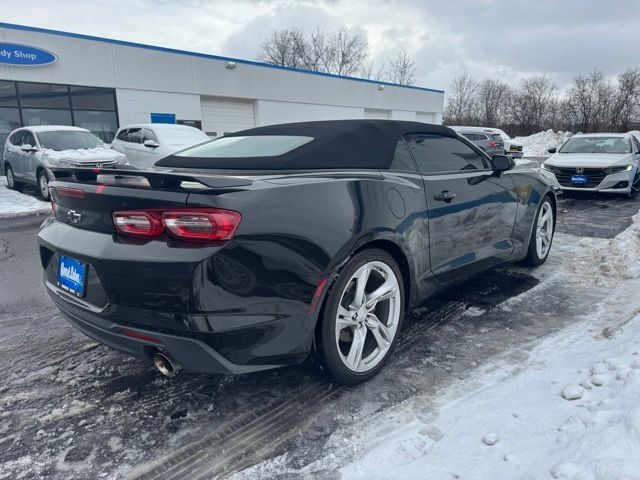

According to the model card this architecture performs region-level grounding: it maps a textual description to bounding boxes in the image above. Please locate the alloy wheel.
[629,170,640,198]
[39,172,49,199]
[335,261,401,373]
[536,201,554,259]
[6,166,14,188]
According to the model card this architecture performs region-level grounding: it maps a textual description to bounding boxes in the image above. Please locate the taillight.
[112,208,241,243]
[488,141,498,148]
[163,210,241,242]
[113,211,164,238]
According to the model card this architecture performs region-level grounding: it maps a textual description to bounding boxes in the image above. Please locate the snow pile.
[0,176,50,218]
[513,130,573,157]
[598,211,640,280]
[335,313,640,480]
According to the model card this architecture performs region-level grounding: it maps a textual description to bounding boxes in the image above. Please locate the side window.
[142,128,158,143]
[127,128,142,144]
[389,139,417,172]
[9,131,24,146]
[116,129,128,141]
[404,134,488,173]
[632,136,640,153]
[21,132,36,147]
[463,133,480,141]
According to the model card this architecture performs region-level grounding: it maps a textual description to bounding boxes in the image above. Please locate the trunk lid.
[49,167,253,234]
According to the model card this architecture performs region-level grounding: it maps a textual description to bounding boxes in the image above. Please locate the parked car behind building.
[3,126,127,201]
[111,124,210,169]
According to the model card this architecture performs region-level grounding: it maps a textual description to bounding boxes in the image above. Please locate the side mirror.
[491,154,515,173]
[547,147,557,154]
[143,139,159,148]
[20,144,36,152]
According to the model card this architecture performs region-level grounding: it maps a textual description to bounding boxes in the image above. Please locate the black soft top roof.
[155,120,457,170]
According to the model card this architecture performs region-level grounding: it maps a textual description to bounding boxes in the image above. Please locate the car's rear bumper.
[46,280,284,374]
[37,218,320,372]
[507,151,524,158]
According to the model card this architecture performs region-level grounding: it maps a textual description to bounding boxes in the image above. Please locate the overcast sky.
[1,0,637,93]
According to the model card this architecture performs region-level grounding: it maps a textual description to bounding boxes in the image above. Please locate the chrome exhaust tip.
[153,352,181,377]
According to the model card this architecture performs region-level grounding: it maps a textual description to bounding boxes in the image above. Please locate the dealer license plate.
[57,256,87,297]
[570,175,588,185]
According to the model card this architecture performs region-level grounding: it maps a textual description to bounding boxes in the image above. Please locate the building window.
[0,81,18,107]
[0,80,119,152]
[22,108,73,127]
[70,86,116,111]
[0,107,21,154]
[73,110,118,143]
[17,82,70,109]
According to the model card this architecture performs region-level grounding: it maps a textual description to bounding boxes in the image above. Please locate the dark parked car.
[38,120,556,384]
[456,130,505,157]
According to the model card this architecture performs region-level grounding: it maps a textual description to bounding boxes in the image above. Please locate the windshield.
[37,130,105,151]
[559,136,631,154]
[160,128,209,144]
[175,135,314,158]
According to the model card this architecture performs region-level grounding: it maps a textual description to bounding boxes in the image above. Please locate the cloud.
[0,0,638,93]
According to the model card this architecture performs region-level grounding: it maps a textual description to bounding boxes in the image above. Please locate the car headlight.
[48,158,76,167]
[603,164,633,174]
[114,155,129,166]
[541,163,561,174]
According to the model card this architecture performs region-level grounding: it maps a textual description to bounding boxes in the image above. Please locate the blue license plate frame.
[57,256,87,297]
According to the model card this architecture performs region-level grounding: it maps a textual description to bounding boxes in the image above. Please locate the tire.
[523,195,555,267]
[37,169,51,201]
[317,248,404,384]
[627,168,640,199]
[5,163,23,192]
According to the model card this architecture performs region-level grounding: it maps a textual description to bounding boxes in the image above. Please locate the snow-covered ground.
[513,130,574,157]
[0,176,50,218]
[235,211,640,480]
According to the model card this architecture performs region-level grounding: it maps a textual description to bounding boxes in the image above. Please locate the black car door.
[404,133,518,284]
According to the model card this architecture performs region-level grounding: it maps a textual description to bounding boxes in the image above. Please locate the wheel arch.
[311,236,413,353]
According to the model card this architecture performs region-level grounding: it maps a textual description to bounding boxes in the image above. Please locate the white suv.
[111,124,210,169]
[3,126,127,201]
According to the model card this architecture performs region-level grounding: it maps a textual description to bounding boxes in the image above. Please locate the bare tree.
[610,68,640,131]
[259,28,304,68]
[259,27,369,76]
[360,61,387,82]
[386,49,416,86]
[324,27,369,76]
[476,79,512,126]
[564,70,613,133]
[444,71,479,125]
[510,75,557,135]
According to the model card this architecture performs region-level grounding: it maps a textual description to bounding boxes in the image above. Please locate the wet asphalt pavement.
[0,170,639,479]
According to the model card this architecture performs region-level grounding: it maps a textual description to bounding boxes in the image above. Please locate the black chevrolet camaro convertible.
[38,120,556,384]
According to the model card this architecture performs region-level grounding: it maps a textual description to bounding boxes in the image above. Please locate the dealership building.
[0,22,444,148]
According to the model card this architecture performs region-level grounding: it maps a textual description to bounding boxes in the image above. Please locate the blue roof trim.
[0,22,444,94]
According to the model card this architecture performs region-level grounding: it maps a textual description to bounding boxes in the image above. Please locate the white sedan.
[111,124,210,169]
[540,133,640,198]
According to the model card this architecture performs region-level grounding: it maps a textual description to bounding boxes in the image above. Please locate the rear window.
[491,134,503,141]
[175,135,314,158]
[160,128,209,144]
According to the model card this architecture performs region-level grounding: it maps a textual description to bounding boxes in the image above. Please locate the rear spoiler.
[49,167,253,191]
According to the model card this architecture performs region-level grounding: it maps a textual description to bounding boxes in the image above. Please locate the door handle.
[433,191,456,203]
